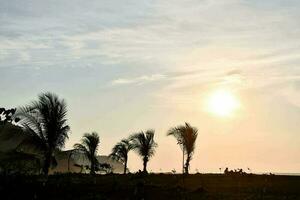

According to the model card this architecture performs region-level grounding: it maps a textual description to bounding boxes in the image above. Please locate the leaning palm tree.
[167,122,198,174]
[14,92,70,175]
[109,139,133,174]
[130,130,157,173]
[73,132,100,175]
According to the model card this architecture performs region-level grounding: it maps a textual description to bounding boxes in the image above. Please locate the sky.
[0,0,300,173]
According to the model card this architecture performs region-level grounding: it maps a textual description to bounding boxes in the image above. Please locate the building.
[0,122,125,174]
[49,150,125,174]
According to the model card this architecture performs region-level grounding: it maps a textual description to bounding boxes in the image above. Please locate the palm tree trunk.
[185,155,191,174]
[124,159,127,174]
[43,151,52,175]
[182,146,185,174]
[143,157,148,173]
[68,151,72,172]
[90,158,95,175]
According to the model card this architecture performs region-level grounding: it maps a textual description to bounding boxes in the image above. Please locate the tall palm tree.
[14,92,70,175]
[167,122,198,174]
[130,130,157,173]
[109,139,133,174]
[73,132,100,175]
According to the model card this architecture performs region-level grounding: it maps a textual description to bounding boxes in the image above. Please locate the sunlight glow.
[207,89,240,117]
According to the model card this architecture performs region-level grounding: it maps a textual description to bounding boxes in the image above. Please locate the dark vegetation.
[0,173,299,200]
[0,108,18,123]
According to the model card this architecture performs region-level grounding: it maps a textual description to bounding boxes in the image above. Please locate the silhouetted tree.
[130,130,157,173]
[74,132,100,175]
[0,108,19,123]
[14,92,70,175]
[98,163,113,174]
[167,122,198,174]
[0,150,41,175]
[109,139,133,174]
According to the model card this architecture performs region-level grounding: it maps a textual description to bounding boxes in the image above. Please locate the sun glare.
[207,89,240,117]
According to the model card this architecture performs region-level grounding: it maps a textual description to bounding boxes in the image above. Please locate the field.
[1,173,300,200]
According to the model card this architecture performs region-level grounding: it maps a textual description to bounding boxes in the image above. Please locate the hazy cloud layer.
[111,74,166,86]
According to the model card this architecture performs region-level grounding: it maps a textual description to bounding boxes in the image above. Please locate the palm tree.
[14,92,70,175]
[167,122,198,174]
[73,132,100,175]
[109,139,133,174]
[130,130,157,173]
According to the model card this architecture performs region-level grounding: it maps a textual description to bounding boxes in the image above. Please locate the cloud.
[226,69,242,76]
[1,0,300,107]
[280,86,300,108]
[110,74,166,86]
[2,0,300,72]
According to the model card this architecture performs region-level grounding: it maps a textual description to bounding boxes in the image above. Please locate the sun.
[207,89,240,117]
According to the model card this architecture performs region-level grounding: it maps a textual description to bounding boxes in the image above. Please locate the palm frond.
[11,92,70,174]
[167,122,198,156]
[74,132,100,174]
[130,129,157,159]
[109,139,133,163]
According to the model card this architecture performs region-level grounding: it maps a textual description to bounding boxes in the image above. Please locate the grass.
[0,173,299,200]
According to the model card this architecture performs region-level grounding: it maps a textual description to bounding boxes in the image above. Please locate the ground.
[0,173,299,200]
